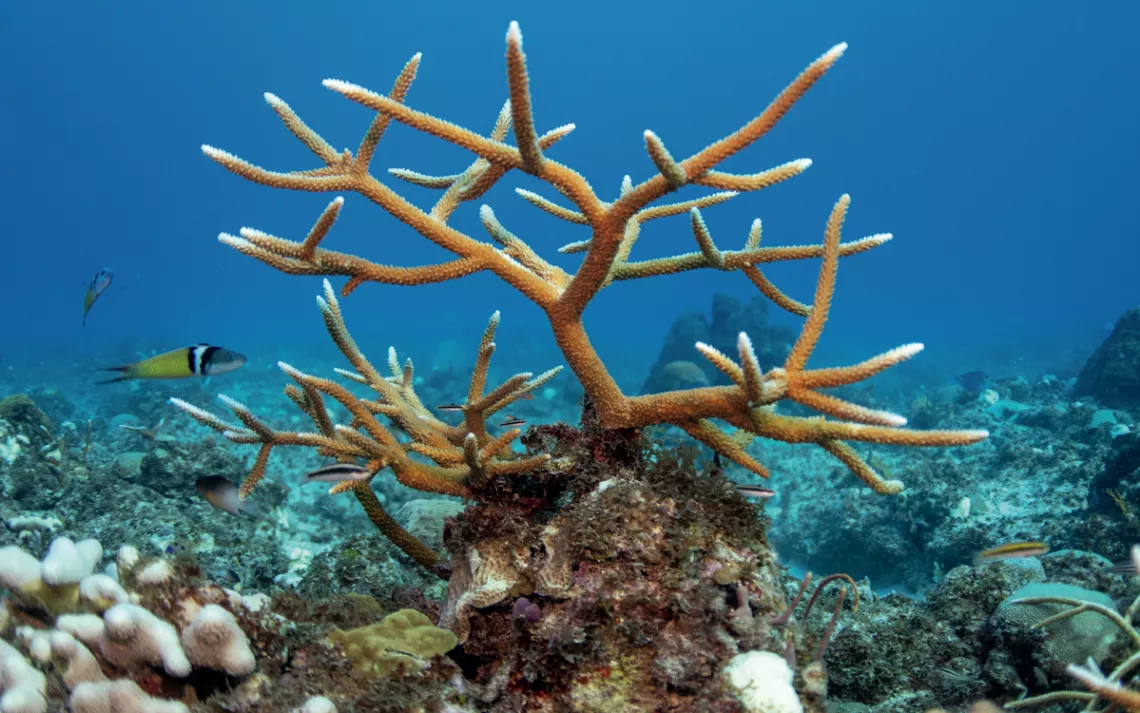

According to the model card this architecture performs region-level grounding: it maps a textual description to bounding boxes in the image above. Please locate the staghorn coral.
[186,20,986,506]
[173,282,556,571]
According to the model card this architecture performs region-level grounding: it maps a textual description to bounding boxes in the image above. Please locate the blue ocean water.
[1,1,1134,385]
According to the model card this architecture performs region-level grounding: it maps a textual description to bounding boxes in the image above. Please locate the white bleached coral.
[78,574,129,611]
[115,545,140,577]
[69,679,188,713]
[133,560,173,586]
[723,650,803,713]
[41,538,102,586]
[4,516,61,535]
[55,614,105,646]
[293,696,338,713]
[99,604,191,677]
[49,631,105,689]
[180,604,255,676]
[2,536,272,710]
[0,537,103,613]
[0,639,47,713]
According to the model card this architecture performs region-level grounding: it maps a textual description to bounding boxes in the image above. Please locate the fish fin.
[96,365,133,384]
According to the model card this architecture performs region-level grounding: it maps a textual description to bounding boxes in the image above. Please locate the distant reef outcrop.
[1076,307,1140,410]
[641,292,795,395]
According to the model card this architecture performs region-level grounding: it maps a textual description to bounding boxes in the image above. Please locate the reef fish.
[956,370,989,393]
[973,541,1049,564]
[82,268,114,327]
[304,462,373,483]
[195,476,258,517]
[737,485,776,499]
[98,344,246,384]
[1105,545,1140,576]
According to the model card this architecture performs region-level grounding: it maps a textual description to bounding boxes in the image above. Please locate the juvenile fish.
[305,463,373,483]
[501,417,526,427]
[436,404,464,412]
[83,268,114,327]
[737,485,776,499]
[974,541,1049,564]
[99,344,246,384]
[196,476,258,517]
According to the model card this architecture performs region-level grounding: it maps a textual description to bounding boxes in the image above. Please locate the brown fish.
[973,541,1048,565]
[196,476,258,517]
[305,462,373,484]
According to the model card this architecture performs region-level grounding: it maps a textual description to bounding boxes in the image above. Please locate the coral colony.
[181,21,985,567]
[20,20,1139,713]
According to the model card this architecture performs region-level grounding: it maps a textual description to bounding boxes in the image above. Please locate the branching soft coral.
[177,22,988,568]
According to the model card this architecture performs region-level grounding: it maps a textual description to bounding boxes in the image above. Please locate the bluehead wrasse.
[83,268,114,327]
[304,462,373,483]
[436,404,464,412]
[973,541,1049,565]
[196,476,258,517]
[98,344,246,384]
[737,485,776,499]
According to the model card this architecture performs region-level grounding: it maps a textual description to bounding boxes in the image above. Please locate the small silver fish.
[1105,544,1140,576]
[196,476,258,517]
[304,462,373,483]
[501,417,526,427]
[436,404,464,412]
[737,485,775,499]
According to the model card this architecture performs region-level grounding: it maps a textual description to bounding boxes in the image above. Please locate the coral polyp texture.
[188,21,986,524]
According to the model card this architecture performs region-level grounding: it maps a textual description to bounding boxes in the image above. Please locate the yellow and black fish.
[98,344,247,384]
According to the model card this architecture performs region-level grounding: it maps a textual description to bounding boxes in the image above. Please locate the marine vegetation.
[145,20,996,711]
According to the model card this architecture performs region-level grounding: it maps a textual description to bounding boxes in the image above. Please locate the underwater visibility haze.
[1,2,1138,711]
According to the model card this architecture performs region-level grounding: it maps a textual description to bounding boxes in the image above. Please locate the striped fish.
[973,541,1049,565]
[304,463,373,484]
[98,344,246,384]
[737,485,776,499]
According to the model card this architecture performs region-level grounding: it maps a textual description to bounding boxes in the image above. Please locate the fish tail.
[238,500,260,518]
[96,365,135,384]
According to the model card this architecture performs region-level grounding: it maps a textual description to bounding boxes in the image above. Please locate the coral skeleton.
[175,22,987,570]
